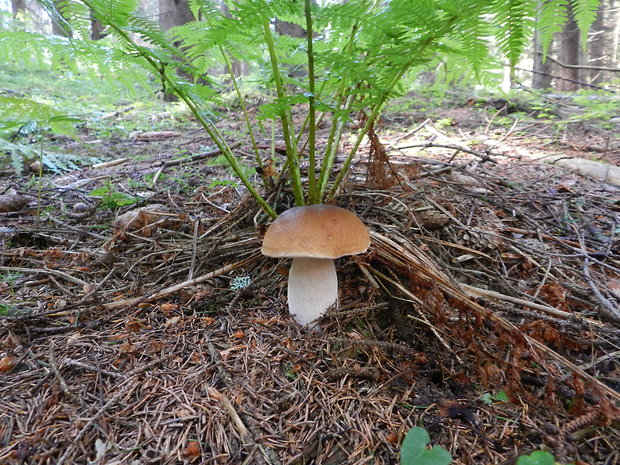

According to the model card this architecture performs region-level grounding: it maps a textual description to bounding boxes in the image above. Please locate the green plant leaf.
[0,96,76,135]
[400,427,452,465]
[0,303,10,316]
[516,450,556,465]
[88,186,110,196]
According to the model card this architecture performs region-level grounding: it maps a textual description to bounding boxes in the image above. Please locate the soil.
[1,96,619,465]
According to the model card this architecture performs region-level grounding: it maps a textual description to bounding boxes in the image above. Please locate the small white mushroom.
[261,205,370,326]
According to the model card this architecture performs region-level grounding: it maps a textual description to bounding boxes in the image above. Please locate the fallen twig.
[0,265,89,287]
[103,252,260,309]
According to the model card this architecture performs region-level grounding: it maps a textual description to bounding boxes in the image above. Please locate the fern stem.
[328,16,457,199]
[316,13,363,201]
[212,28,267,189]
[318,93,354,201]
[262,19,305,206]
[304,0,318,204]
[79,0,276,218]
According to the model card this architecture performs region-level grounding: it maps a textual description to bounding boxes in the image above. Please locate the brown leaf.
[160,303,178,313]
[538,282,568,311]
[124,318,145,333]
[261,159,278,177]
[112,204,167,233]
[201,317,216,326]
[232,330,245,339]
[608,280,620,300]
[0,354,19,373]
[164,316,182,327]
[181,440,201,460]
[82,283,96,294]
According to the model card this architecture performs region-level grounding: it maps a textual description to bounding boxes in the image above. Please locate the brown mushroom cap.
[261,204,370,259]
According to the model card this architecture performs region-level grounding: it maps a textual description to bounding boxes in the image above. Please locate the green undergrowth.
[399,427,573,465]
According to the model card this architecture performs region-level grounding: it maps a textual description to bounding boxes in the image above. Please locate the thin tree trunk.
[158,0,195,100]
[159,0,194,32]
[532,2,553,89]
[51,0,72,38]
[588,1,614,84]
[556,5,581,91]
[91,14,106,40]
[12,0,26,17]
[221,1,249,77]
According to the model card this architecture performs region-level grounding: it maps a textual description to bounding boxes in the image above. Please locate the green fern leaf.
[0,96,76,135]
[492,0,536,68]
[537,0,568,58]
[570,0,599,44]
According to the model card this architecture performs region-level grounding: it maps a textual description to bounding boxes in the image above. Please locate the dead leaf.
[181,440,201,460]
[232,330,245,339]
[538,282,568,311]
[3,332,22,349]
[0,354,19,373]
[82,283,96,294]
[124,318,145,333]
[261,159,278,177]
[159,304,179,316]
[608,280,620,300]
[164,316,182,327]
[113,204,167,232]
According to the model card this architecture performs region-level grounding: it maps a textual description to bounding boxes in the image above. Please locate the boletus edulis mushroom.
[261,204,370,326]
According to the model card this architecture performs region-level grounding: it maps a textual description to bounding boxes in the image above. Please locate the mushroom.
[261,204,370,326]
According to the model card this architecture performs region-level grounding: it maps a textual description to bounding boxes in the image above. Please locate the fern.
[537,0,569,58]
[14,0,602,211]
[0,96,79,135]
[570,0,600,45]
[0,139,102,174]
[492,0,537,69]
[41,151,103,173]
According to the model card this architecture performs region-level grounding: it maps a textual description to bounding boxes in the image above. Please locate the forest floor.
[1,90,620,465]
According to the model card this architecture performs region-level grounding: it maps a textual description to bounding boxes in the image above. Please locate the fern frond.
[42,151,103,173]
[0,96,77,135]
[491,0,536,68]
[537,0,568,57]
[570,0,599,44]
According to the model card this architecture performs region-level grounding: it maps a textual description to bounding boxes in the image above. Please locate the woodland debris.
[2,117,620,464]
[91,157,129,169]
[0,191,29,213]
[130,130,182,141]
[541,154,620,186]
[112,204,173,232]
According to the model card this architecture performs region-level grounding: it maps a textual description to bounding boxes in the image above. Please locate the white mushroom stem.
[288,257,338,326]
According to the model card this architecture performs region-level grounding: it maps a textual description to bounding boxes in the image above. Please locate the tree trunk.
[273,19,307,38]
[158,0,195,100]
[159,0,194,32]
[532,3,553,89]
[91,14,106,40]
[221,1,248,77]
[11,0,26,17]
[588,1,614,84]
[555,5,581,91]
[51,0,72,38]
